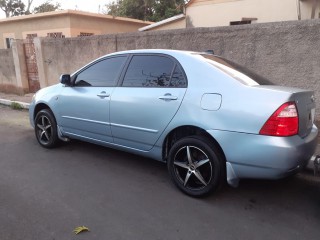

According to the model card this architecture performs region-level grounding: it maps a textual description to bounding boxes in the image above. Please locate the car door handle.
[158,94,178,101]
[97,92,110,98]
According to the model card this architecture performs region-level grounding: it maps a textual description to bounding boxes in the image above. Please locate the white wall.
[186,0,304,27]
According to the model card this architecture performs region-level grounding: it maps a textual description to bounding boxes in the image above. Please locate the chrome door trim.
[110,122,159,133]
[61,116,110,125]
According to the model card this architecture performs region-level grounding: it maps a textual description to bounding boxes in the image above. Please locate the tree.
[0,0,25,17]
[24,0,34,14]
[106,0,154,21]
[151,0,185,22]
[105,0,187,22]
[33,0,60,13]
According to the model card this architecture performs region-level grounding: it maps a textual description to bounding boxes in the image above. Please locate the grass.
[10,102,24,110]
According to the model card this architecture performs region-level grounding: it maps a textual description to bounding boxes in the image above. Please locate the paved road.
[0,105,319,240]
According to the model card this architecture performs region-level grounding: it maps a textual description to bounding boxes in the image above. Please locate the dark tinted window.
[170,65,187,87]
[75,56,126,87]
[200,54,274,85]
[123,55,176,87]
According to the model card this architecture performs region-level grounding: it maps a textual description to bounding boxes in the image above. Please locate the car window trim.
[72,54,129,87]
[118,53,188,88]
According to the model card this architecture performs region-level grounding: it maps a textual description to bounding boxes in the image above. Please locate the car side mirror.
[60,74,71,86]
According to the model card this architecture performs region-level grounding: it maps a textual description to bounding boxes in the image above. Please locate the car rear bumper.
[207,125,318,183]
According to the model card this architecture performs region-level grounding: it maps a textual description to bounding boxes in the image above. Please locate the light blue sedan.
[29,49,318,197]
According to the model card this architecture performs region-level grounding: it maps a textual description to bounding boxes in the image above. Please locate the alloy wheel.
[173,145,213,191]
[36,115,53,145]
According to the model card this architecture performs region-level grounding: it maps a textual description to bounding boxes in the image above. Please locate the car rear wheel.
[34,109,59,148]
[167,136,224,197]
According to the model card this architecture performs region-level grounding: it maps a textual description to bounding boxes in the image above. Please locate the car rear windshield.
[200,54,274,86]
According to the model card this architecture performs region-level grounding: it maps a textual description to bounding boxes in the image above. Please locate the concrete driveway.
[0,105,319,240]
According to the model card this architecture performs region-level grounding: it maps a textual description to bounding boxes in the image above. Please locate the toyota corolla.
[29,49,318,197]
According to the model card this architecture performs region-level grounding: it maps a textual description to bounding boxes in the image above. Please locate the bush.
[10,102,24,110]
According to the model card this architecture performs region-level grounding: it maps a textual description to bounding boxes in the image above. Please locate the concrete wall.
[186,0,320,27]
[69,13,151,36]
[0,10,151,49]
[32,19,320,118]
[300,0,320,19]
[0,13,71,49]
[0,49,18,93]
[34,35,117,87]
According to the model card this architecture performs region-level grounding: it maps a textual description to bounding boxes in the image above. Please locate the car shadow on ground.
[58,139,320,203]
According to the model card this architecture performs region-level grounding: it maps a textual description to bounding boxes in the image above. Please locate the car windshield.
[199,54,274,86]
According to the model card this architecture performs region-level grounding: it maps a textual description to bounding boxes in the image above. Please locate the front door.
[58,86,114,143]
[58,56,127,143]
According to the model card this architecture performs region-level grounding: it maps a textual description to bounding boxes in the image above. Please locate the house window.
[5,38,13,48]
[78,32,94,37]
[26,33,37,39]
[230,17,257,26]
[47,32,65,38]
[230,20,252,25]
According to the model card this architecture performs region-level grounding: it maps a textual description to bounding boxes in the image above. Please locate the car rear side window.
[75,56,126,87]
[200,54,274,86]
[170,64,187,87]
[123,55,186,88]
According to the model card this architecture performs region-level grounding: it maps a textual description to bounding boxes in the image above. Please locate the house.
[0,10,152,49]
[139,0,320,31]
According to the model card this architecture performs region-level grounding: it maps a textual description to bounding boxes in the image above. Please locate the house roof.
[0,10,153,25]
[139,14,185,31]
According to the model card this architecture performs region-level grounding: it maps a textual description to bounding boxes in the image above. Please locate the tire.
[34,109,59,148]
[167,136,224,197]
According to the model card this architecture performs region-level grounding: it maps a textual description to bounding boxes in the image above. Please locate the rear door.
[110,54,187,151]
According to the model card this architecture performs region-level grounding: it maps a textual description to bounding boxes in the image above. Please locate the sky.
[0,0,114,18]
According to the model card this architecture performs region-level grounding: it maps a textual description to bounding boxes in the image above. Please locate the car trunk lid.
[292,90,316,138]
[255,85,316,138]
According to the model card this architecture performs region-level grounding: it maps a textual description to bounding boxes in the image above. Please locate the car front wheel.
[167,136,224,197]
[34,109,59,148]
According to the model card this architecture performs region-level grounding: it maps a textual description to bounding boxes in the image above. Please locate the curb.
[0,98,30,110]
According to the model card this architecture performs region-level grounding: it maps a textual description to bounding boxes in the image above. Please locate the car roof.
[105,49,200,59]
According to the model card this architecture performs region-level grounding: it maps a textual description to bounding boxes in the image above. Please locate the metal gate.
[24,39,40,93]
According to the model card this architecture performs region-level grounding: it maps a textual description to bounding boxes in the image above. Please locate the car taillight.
[259,102,299,137]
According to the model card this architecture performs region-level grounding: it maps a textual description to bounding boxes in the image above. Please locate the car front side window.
[75,56,126,87]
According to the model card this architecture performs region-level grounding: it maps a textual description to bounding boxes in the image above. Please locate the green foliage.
[150,0,185,22]
[105,0,187,22]
[10,102,23,110]
[33,0,60,13]
[0,0,25,17]
[0,0,59,17]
